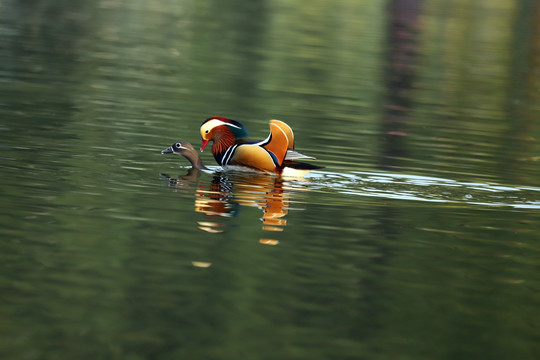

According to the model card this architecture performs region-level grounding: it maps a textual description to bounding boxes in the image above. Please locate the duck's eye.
[205,130,209,134]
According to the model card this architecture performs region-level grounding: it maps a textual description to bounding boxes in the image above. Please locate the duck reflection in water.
[161,141,316,242]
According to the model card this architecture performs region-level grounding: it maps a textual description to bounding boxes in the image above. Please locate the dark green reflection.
[1,0,540,359]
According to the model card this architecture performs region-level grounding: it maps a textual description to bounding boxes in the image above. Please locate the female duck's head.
[162,141,207,170]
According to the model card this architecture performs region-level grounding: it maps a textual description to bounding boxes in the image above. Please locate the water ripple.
[305,170,540,209]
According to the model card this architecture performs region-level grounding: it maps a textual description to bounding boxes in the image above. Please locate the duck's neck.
[211,130,236,163]
[195,156,207,170]
[185,149,208,170]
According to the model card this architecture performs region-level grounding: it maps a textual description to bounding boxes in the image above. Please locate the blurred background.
[1,0,540,359]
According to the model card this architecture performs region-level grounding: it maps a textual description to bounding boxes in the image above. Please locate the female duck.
[162,141,207,170]
[199,116,320,173]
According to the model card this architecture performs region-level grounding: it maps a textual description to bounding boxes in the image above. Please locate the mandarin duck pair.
[162,116,322,175]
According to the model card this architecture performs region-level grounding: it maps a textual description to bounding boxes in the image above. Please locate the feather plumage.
[199,116,321,173]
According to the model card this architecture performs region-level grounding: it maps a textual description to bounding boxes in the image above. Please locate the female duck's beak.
[200,139,209,152]
[161,147,173,154]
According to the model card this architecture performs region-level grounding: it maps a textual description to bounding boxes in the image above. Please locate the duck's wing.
[270,120,295,150]
[252,121,290,167]
[230,120,305,170]
[269,120,316,160]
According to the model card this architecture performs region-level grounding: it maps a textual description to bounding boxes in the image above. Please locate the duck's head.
[162,141,196,156]
[162,141,207,170]
[200,116,248,152]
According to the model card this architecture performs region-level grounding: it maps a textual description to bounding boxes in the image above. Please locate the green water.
[2,0,540,359]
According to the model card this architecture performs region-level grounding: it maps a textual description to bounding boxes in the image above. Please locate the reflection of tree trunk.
[379,0,422,170]
[362,1,424,349]
[377,0,422,240]
[504,0,540,184]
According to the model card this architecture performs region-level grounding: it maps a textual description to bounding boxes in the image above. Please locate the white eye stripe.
[203,119,241,131]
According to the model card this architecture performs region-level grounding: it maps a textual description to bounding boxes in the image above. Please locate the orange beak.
[200,139,209,152]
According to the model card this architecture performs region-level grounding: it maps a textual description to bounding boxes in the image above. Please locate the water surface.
[1,0,540,359]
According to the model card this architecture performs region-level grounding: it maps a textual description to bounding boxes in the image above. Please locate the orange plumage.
[199,116,320,174]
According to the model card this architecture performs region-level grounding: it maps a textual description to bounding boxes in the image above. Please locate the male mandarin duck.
[199,116,322,174]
